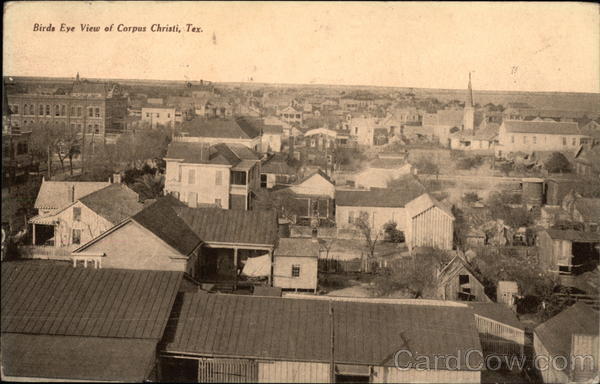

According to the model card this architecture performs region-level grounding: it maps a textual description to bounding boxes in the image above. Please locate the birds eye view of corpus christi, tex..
[1,2,599,383]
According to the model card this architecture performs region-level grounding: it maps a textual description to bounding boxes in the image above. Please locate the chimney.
[199,143,210,162]
[68,185,75,203]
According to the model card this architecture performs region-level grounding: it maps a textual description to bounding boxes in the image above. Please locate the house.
[172,206,278,289]
[29,183,144,250]
[260,153,297,189]
[263,115,293,138]
[33,178,111,217]
[164,141,260,210]
[536,229,600,286]
[273,237,319,292]
[336,183,454,251]
[574,144,600,178]
[274,170,336,225]
[353,158,414,189]
[177,116,263,151]
[278,105,303,124]
[561,192,600,232]
[422,109,465,145]
[534,303,599,383]
[347,116,389,146]
[303,127,338,150]
[1,262,182,382]
[160,294,483,383]
[436,255,492,302]
[495,120,587,158]
[71,197,203,275]
[141,104,177,128]
[261,124,283,152]
[449,126,498,151]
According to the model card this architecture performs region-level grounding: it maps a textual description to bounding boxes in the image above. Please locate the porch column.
[268,249,273,286]
[233,247,238,291]
[32,223,36,245]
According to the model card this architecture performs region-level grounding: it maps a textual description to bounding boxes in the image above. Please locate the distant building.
[495,120,587,158]
[260,153,296,189]
[141,104,177,128]
[352,159,414,189]
[176,116,262,151]
[261,124,283,152]
[574,144,600,178]
[273,238,319,292]
[463,73,475,132]
[6,74,127,136]
[436,255,491,302]
[2,88,35,183]
[278,105,303,124]
[164,141,260,210]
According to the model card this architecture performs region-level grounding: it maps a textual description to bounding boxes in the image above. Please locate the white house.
[141,105,177,128]
[278,105,303,124]
[261,124,283,153]
[273,238,319,292]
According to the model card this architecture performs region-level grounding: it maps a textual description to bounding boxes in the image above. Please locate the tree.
[462,192,480,204]
[498,162,513,177]
[414,157,439,176]
[383,221,404,243]
[354,216,379,262]
[456,155,485,170]
[131,173,165,201]
[544,152,571,173]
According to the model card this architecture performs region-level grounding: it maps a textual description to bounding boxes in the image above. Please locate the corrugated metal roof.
[181,116,261,139]
[79,183,144,225]
[1,262,182,339]
[535,303,599,358]
[174,207,278,246]
[468,303,524,330]
[336,184,426,208]
[34,180,111,210]
[165,294,483,369]
[2,333,157,381]
[503,120,582,135]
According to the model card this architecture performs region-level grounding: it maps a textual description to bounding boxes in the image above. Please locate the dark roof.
[34,180,111,210]
[503,120,582,135]
[336,183,426,208]
[274,238,320,258]
[166,141,258,166]
[165,294,482,369]
[132,198,202,255]
[2,334,156,381]
[535,303,599,358]
[545,229,600,242]
[1,262,182,339]
[173,207,278,246]
[468,302,525,330]
[298,169,334,185]
[261,154,296,175]
[71,80,109,96]
[262,124,283,134]
[181,116,261,139]
[79,183,144,225]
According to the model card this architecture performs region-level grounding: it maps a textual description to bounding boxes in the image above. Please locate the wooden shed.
[273,238,319,292]
[436,255,491,302]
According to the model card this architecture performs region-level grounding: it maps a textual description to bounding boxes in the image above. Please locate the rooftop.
[545,229,600,243]
[79,183,144,225]
[274,238,320,258]
[34,180,111,210]
[166,141,258,166]
[164,293,483,369]
[502,120,582,135]
[336,179,426,208]
[180,116,262,139]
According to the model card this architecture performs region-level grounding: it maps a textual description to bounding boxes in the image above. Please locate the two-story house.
[164,141,260,210]
[177,116,262,151]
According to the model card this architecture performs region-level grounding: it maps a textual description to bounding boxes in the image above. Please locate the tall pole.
[81,97,86,175]
[329,300,335,384]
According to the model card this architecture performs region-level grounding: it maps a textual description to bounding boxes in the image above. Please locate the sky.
[3,2,599,93]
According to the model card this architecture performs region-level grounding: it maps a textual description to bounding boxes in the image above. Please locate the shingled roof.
[79,183,144,225]
[336,183,426,208]
[164,294,483,369]
[173,206,278,246]
[166,142,258,166]
[34,180,111,210]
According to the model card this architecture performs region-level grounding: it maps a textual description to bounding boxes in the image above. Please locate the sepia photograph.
[1,1,599,383]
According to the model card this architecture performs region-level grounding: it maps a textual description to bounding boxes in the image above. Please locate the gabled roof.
[164,294,483,369]
[502,120,582,135]
[406,193,454,219]
[274,238,320,258]
[79,183,144,225]
[535,303,599,358]
[468,302,525,330]
[34,180,111,210]
[173,207,278,246]
[544,229,600,242]
[131,198,202,255]
[180,116,261,139]
[336,179,426,208]
[262,124,283,134]
[166,141,258,166]
[261,154,296,175]
[297,169,334,186]
[1,262,182,339]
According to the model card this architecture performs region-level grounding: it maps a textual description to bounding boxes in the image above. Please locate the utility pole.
[81,97,86,175]
[329,300,335,384]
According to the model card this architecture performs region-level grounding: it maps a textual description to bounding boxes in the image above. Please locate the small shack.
[436,255,492,302]
[273,238,319,292]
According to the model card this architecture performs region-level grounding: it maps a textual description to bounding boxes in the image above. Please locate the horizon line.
[4,74,600,96]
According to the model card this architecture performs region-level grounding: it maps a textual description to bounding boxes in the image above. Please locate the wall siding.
[258,361,329,383]
[372,366,480,383]
[411,207,453,250]
[273,256,318,291]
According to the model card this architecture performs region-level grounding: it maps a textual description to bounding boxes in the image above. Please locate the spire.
[76,72,80,82]
[466,72,474,108]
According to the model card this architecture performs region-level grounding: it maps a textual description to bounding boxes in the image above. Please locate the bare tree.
[354,216,379,266]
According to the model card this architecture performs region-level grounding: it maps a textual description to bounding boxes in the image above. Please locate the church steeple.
[76,72,80,82]
[466,72,474,108]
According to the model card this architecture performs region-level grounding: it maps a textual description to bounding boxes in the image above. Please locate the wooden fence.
[198,358,258,383]
[318,258,374,273]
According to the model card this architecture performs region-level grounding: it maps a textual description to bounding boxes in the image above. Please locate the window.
[55,105,60,116]
[459,274,470,285]
[89,107,94,117]
[61,105,66,116]
[215,170,223,186]
[523,136,527,144]
[94,124,99,134]
[260,174,267,188]
[572,137,576,146]
[348,211,355,224]
[167,113,171,118]
[45,105,50,115]
[73,207,82,221]
[296,114,301,119]
[16,142,28,155]
[23,104,28,115]
[13,104,19,114]
[563,137,567,145]
[39,104,44,115]
[72,229,81,245]
[70,106,75,116]
[215,198,222,207]
[188,169,196,184]
[178,165,182,182]
[230,171,247,185]
[511,135,514,144]
[77,106,82,117]
[146,113,150,118]
[156,113,160,118]
[532,136,536,144]
[95,107,100,118]
[291,264,301,277]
